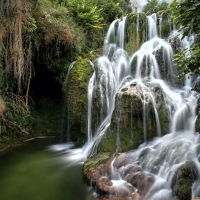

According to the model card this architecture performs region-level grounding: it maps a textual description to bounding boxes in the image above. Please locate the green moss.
[96,83,169,153]
[125,12,137,55]
[125,12,147,55]
[97,129,117,152]
[172,161,196,200]
[83,152,111,176]
[66,50,101,145]
[125,12,146,55]
[157,11,171,39]
[97,92,145,153]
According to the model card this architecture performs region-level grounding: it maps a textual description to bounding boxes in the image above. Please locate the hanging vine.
[0,0,35,106]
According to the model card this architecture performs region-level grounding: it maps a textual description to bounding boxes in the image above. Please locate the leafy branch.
[170,0,200,78]
[174,45,200,79]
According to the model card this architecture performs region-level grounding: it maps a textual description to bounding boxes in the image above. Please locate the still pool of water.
[0,138,94,200]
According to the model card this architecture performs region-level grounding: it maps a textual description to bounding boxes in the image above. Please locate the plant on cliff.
[117,0,133,14]
[33,0,85,84]
[96,0,124,23]
[170,0,200,78]
[54,0,125,50]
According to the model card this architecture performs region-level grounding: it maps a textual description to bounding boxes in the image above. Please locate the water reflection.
[0,138,94,200]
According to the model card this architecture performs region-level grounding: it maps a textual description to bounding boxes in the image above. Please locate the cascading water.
[84,12,200,199]
[85,16,131,155]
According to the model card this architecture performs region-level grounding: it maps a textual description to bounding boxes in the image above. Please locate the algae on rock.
[125,12,147,56]
[97,82,169,153]
[157,11,171,39]
[172,161,197,200]
[66,52,99,145]
[93,11,173,153]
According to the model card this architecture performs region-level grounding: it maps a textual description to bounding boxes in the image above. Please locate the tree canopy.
[142,0,169,15]
[170,0,200,77]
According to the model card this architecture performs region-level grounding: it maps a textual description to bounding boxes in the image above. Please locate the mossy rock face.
[125,12,147,55]
[172,161,197,200]
[66,50,101,145]
[90,60,111,136]
[196,98,200,133]
[157,11,171,39]
[124,11,171,56]
[97,82,169,153]
[83,152,112,181]
[154,45,179,84]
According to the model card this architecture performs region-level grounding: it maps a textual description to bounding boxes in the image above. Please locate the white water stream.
[86,13,200,199]
[54,13,200,199]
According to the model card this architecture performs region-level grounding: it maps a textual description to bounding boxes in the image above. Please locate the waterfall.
[84,12,200,199]
[65,61,76,141]
[86,13,199,150]
[86,16,131,155]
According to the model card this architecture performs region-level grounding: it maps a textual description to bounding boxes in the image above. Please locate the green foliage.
[0,0,127,148]
[65,55,94,144]
[67,0,104,32]
[55,0,125,51]
[117,0,133,14]
[32,0,86,85]
[170,0,200,38]
[170,0,200,77]
[142,0,169,15]
[96,0,123,23]
[0,92,34,149]
[174,44,200,79]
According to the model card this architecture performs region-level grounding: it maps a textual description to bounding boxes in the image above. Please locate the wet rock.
[96,176,136,197]
[121,88,129,92]
[97,82,169,153]
[84,155,139,199]
[83,152,113,184]
[130,83,137,87]
[126,171,155,197]
[157,11,171,39]
[96,176,113,194]
[83,153,154,200]
[94,195,136,200]
[125,12,146,56]
[0,97,6,122]
[196,98,200,133]
[112,153,135,169]
[172,161,197,200]
[66,51,100,145]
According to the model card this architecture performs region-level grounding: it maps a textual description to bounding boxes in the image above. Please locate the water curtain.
[84,13,200,198]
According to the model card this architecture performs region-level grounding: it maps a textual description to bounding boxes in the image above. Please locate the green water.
[0,138,94,200]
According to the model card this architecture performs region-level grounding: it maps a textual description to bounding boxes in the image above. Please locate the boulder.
[83,152,154,200]
[66,50,101,145]
[172,161,197,200]
[97,81,169,152]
